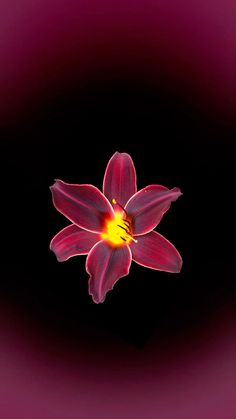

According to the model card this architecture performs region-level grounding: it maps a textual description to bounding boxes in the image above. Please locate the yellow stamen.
[117,224,138,243]
[101,203,137,247]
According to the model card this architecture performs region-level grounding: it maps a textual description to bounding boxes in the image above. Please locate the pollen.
[101,212,137,247]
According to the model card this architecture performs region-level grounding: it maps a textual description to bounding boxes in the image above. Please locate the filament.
[112,198,128,217]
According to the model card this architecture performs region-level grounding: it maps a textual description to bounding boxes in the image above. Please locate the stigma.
[101,200,138,247]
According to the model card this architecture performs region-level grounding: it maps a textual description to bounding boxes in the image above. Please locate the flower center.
[101,199,137,247]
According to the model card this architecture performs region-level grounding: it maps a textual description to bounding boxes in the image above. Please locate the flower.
[50,152,182,303]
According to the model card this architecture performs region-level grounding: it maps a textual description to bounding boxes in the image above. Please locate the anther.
[111,198,138,244]
[117,224,130,234]
[117,224,138,243]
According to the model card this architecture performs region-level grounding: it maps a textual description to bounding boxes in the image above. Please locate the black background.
[1,76,235,348]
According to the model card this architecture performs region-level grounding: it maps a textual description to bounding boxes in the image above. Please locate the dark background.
[0,1,236,418]
[1,78,235,346]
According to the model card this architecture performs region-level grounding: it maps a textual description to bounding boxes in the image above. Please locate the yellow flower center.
[101,208,137,247]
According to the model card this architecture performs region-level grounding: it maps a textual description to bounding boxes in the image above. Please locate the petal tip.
[50,247,63,262]
[178,256,183,272]
[172,187,183,195]
[88,281,106,304]
[50,179,61,190]
[173,253,183,273]
[90,292,105,304]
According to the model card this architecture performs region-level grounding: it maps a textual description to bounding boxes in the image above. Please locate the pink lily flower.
[50,152,182,303]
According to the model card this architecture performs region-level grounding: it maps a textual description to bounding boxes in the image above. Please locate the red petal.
[50,180,114,233]
[103,152,137,207]
[130,231,182,273]
[50,224,100,262]
[86,241,132,303]
[125,185,182,235]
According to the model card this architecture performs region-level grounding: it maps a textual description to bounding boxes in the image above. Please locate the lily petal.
[103,151,137,207]
[125,185,182,235]
[50,180,114,233]
[130,231,182,273]
[86,241,132,303]
[50,224,100,262]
